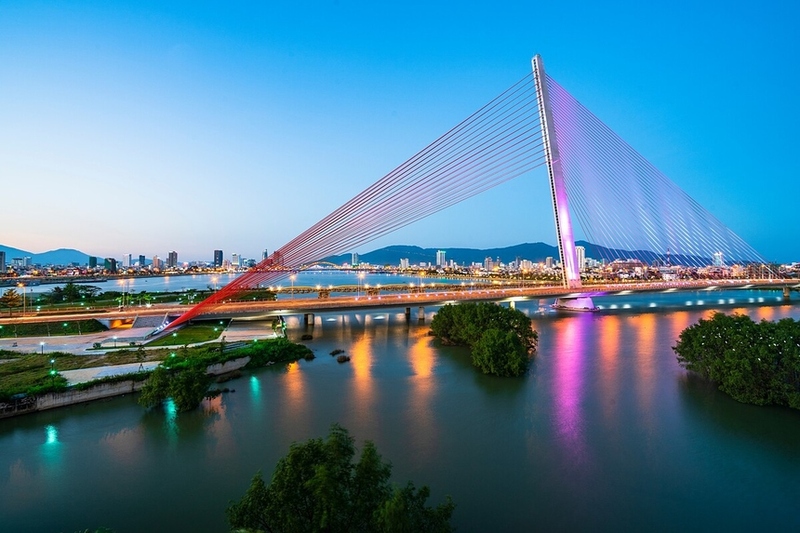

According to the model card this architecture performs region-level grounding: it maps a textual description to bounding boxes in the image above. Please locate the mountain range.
[1,241,708,268]
[323,241,706,266]
[0,244,89,266]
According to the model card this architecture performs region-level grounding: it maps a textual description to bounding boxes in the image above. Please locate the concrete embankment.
[0,356,251,419]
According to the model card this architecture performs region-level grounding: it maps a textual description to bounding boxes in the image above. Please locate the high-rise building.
[262,249,269,261]
[0,251,5,274]
[152,256,161,270]
[712,251,724,267]
[123,254,132,268]
[436,250,446,267]
[214,250,223,268]
[400,258,409,269]
[484,257,494,271]
[545,256,554,269]
[351,253,359,266]
[104,258,117,273]
[576,246,586,272]
[231,253,240,267]
[89,256,98,269]
[138,255,146,268]
[167,251,178,269]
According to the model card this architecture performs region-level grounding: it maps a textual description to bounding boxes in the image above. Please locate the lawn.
[145,320,230,347]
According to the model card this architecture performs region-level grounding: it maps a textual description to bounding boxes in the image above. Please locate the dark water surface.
[2,298,800,532]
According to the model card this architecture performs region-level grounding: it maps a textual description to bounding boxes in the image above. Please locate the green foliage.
[0,319,106,338]
[227,424,454,533]
[170,366,212,411]
[0,289,22,315]
[241,337,314,367]
[430,302,537,376]
[376,482,456,533]
[138,366,171,408]
[138,364,211,412]
[471,328,529,377]
[674,312,800,408]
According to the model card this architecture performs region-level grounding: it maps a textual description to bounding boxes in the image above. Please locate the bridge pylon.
[532,55,582,290]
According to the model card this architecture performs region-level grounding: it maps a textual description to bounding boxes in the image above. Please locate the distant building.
[576,246,586,272]
[400,258,409,269]
[123,254,132,268]
[436,250,446,267]
[152,256,161,270]
[0,251,5,273]
[712,251,724,267]
[138,255,146,267]
[484,257,494,271]
[545,256,554,269]
[213,250,223,267]
[167,251,178,269]
[104,258,117,273]
[262,249,269,261]
[231,253,240,267]
[89,256,98,268]
[352,253,359,266]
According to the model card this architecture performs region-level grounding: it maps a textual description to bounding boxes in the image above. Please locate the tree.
[471,328,528,377]
[227,424,454,533]
[0,289,22,316]
[138,364,211,412]
[674,312,800,409]
[138,365,171,408]
[430,302,536,377]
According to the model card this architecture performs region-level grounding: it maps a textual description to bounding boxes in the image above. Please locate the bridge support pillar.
[418,306,425,321]
[304,313,315,326]
[783,287,791,300]
[405,307,411,321]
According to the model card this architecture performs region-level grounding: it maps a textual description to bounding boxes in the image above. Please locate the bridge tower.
[532,55,581,290]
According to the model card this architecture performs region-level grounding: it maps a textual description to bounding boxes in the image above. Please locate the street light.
[40,341,45,354]
[50,358,56,386]
[290,274,296,299]
[17,283,26,316]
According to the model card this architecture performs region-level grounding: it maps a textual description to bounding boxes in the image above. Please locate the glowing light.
[45,425,58,445]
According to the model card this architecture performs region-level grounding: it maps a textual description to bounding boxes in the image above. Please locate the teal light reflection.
[164,398,179,446]
[45,424,59,445]
[250,375,261,397]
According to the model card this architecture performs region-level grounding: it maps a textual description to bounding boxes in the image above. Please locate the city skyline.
[1,2,798,262]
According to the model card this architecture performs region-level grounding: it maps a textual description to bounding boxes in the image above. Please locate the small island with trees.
[227,424,455,532]
[673,312,800,409]
[430,302,537,377]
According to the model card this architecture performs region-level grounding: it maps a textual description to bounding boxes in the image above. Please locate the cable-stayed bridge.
[168,55,770,327]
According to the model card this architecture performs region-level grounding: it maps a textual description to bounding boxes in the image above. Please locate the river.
[1,294,799,531]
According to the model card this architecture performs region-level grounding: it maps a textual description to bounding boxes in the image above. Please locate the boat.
[550,297,599,312]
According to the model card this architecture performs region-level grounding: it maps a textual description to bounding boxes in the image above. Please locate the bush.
[227,424,454,532]
[674,312,800,408]
[430,303,537,376]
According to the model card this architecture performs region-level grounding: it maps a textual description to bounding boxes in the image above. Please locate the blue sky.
[1,1,798,262]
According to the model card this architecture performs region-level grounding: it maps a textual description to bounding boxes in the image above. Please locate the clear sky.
[1,1,798,263]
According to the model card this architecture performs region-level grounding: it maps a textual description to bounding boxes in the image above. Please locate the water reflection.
[100,427,144,467]
[40,424,62,468]
[551,316,589,466]
[598,314,620,423]
[407,328,437,459]
[633,313,657,420]
[202,395,236,460]
[350,324,375,423]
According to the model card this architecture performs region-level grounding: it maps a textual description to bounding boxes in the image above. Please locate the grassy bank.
[0,319,107,338]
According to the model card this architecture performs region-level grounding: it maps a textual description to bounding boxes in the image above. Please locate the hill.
[0,245,90,266]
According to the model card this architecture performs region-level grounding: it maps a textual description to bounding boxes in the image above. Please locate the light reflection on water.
[0,295,799,532]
